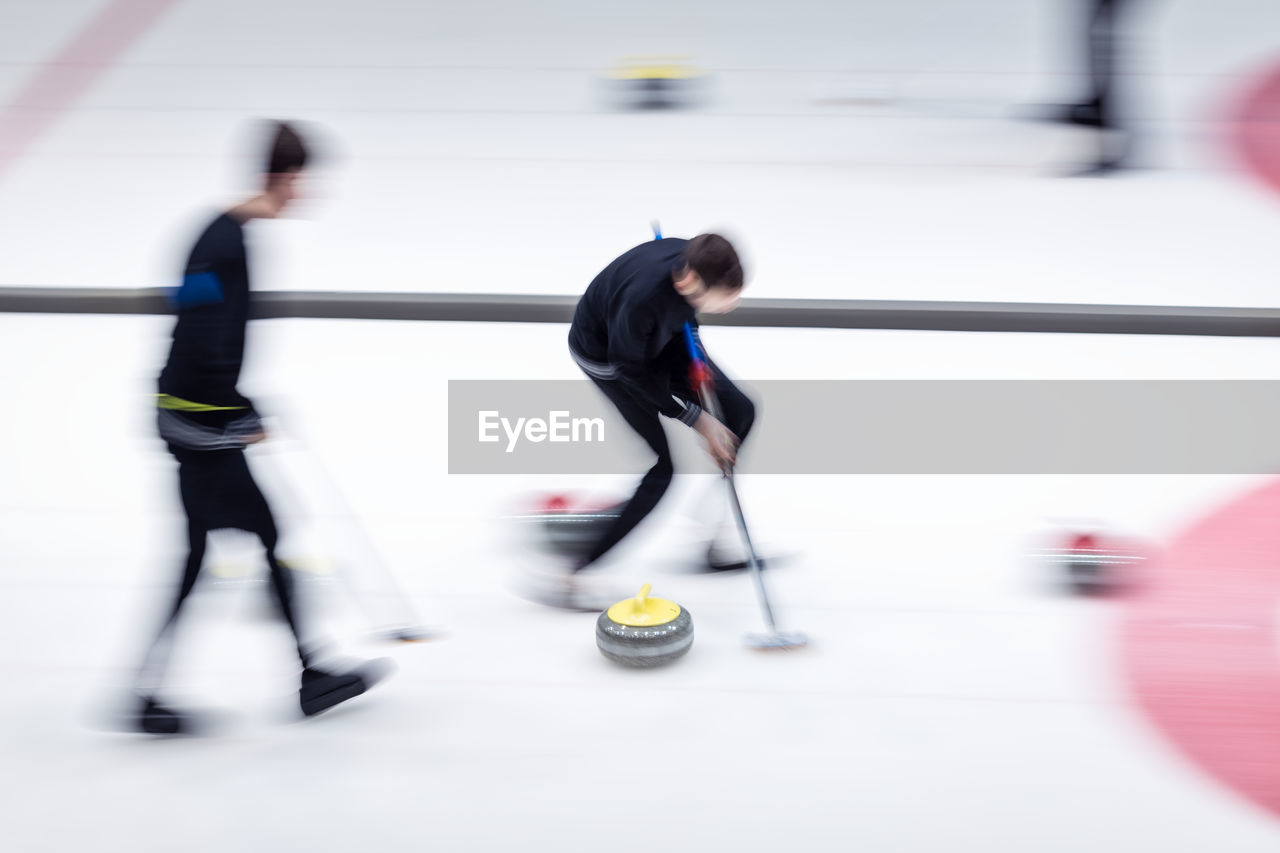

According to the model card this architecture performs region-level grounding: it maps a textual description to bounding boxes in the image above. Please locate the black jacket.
[156,212,262,449]
[568,238,702,426]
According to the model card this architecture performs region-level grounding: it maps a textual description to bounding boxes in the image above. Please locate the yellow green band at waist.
[156,393,247,412]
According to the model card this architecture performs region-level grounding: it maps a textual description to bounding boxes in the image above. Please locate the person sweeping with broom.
[529,232,760,610]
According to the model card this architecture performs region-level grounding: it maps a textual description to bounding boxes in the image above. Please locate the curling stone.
[534,493,623,559]
[605,55,703,110]
[596,584,693,667]
[1037,531,1146,595]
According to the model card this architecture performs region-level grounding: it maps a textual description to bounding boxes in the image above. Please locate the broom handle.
[683,322,779,633]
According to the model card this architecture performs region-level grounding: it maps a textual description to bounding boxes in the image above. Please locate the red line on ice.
[0,0,180,179]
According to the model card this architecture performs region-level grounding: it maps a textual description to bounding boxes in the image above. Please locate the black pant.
[577,344,755,569]
[1083,0,1137,129]
[137,445,311,692]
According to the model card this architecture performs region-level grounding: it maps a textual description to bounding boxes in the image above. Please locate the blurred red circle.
[1119,477,1280,818]
[1231,61,1280,196]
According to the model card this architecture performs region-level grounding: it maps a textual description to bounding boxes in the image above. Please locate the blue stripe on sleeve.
[171,270,224,308]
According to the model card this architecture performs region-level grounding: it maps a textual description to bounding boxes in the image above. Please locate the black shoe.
[136,695,189,735]
[1067,158,1126,177]
[703,540,766,573]
[1027,101,1106,128]
[698,533,798,573]
[1060,102,1106,128]
[1064,138,1132,177]
[299,660,392,717]
[703,556,767,573]
[376,625,440,644]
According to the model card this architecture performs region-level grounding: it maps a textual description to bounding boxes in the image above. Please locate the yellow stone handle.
[633,584,652,615]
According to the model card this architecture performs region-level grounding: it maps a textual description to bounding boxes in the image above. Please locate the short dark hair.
[265,120,308,177]
[682,233,743,290]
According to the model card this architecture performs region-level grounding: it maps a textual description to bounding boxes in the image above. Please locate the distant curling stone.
[606,55,703,110]
[1040,531,1145,594]
[537,493,622,559]
[596,584,693,667]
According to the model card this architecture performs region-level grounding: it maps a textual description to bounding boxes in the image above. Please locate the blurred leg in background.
[1051,0,1147,175]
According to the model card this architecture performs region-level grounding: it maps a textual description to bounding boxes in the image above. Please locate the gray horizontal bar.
[0,287,172,315]
[3,286,1280,337]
